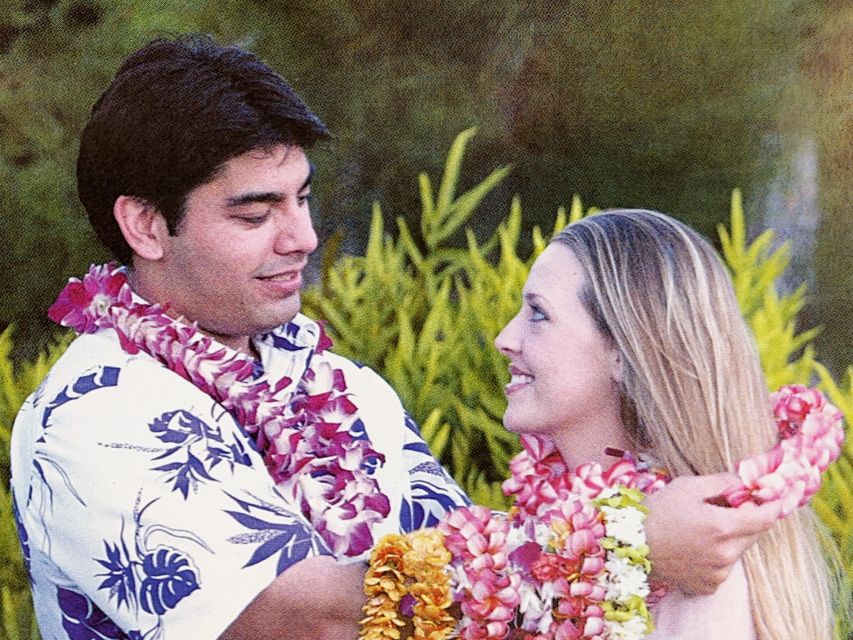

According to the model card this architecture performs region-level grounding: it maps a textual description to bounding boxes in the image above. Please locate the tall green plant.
[303,129,588,504]
[1,327,70,640]
[306,131,851,625]
[719,193,852,634]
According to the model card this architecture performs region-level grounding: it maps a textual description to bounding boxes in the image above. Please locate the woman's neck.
[550,414,634,470]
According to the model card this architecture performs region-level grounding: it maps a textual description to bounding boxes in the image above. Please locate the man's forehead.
[212,145,312,186]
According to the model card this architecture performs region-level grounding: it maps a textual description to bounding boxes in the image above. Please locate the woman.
[494,209,837,639]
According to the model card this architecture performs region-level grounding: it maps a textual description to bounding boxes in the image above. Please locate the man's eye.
[298,193,314,206]
[237,214,269,224]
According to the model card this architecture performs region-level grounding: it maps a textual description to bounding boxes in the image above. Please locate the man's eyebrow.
[225,163,315,208]
[226,192,284,207]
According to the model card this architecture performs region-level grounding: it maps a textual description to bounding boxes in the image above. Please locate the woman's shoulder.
[649,559,756,640]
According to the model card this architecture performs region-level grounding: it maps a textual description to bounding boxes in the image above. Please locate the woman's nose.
[494,315,520,355]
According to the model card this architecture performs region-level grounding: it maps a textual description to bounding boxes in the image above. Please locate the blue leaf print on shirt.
[403,413,422,436]
[138,547,200,615]
[212,437,252,470]
[149,410,221,445]
[27,369,120,517]
[400,498,414,532]
[407,476,470,529]
[96,538,137,611]
[350,418,368,441]
[225,492,331,574]
[57,586,136,640]
[403,440,434,456]
[401,410,471,531]
[152,452,215,499]
[147,410,251,498]
[42,366,121,429]
[267,328,306,351]
[95,499,205,626]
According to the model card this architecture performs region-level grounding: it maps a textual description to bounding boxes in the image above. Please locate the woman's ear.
[610,348,624,384]
[113,195,169,261]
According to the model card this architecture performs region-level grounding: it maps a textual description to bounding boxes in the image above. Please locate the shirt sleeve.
[399,412,471,531]
[14,353,332,640]
[326,353,470,536]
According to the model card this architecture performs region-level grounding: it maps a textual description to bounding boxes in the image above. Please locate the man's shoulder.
[30,330,201,417]
[42,331,151,386]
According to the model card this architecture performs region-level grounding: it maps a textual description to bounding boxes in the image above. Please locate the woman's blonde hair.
[553,209,839,640]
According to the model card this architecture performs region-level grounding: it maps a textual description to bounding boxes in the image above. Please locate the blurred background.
[0,0,850,373]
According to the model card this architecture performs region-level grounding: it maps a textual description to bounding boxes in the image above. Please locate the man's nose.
[275,208,318,255]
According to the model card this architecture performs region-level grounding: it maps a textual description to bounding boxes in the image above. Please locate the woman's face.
[494,243,624,448]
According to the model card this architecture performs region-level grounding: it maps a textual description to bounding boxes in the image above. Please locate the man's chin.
[254,298,303,332]
[196,312,302,350]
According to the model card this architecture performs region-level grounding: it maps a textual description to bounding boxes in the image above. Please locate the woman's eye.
[530,305,548,322]
[298,193,314,206]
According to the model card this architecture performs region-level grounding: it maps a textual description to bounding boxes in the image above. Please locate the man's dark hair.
[77,34,330,264]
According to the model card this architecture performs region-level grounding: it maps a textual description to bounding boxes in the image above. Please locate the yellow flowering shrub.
[0,130,849,638]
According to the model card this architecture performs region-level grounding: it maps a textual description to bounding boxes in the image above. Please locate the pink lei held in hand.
[722,384,845,515]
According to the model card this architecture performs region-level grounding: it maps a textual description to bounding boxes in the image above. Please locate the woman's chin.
[502,414,534,435]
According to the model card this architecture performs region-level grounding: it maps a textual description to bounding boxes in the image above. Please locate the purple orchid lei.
[48,263,389,557]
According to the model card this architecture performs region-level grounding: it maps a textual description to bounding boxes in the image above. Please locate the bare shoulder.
[650,560,756,640]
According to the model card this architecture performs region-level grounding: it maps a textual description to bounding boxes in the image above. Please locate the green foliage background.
[1,0,850,635]
[0,130,851,637]
[1,0,850,373]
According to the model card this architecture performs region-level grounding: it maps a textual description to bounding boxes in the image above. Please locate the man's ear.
[113,195,169,261]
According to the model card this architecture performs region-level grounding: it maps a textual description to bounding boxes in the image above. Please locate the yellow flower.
[360,530,456,640]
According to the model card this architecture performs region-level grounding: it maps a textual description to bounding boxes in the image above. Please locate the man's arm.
[645,473,782,595]
[219,556,365,639]
[218,473,783,637]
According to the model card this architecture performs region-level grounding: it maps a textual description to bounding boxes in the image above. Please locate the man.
[10,35,779,639]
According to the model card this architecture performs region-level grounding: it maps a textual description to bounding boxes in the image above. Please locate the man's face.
[151,144,317,351]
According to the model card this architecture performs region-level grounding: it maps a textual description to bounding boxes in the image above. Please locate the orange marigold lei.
[360,529,456,640]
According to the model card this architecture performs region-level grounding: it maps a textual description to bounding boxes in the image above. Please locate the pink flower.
[531,554,566,582]
[721,386,845,516]
[48,263,132,333]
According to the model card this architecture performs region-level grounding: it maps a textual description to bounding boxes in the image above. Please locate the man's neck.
[126,267,257,358]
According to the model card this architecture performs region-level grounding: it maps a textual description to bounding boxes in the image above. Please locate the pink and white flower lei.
[437,383,844,640]
[723,384,845,516]
[48,263,390,557]
[439,506,521,639]
[502,443,665,640]
[434,447,663,640]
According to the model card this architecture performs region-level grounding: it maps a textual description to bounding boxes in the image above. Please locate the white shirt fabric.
[10,314,469,640]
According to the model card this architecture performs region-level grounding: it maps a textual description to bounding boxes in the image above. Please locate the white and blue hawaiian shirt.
[10,313,469,640]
